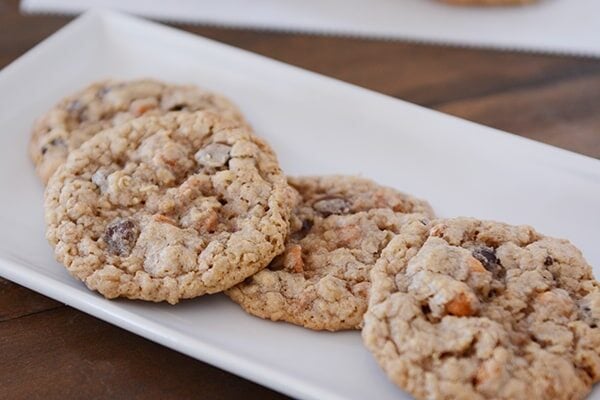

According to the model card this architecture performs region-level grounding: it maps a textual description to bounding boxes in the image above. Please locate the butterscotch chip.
[363,217,600,400]
[445,291,477,317]
[30,79,244,184]
[44,111,293,304]
[226,175,434,331]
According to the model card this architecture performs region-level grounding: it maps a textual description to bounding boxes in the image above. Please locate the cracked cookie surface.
[363,217,600,400]
[45,111,293,304]
[227,175,434,331]
[30,79,243,184]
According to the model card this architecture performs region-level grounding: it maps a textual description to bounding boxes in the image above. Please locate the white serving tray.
[21,0,600,58]
[1,10,599,400]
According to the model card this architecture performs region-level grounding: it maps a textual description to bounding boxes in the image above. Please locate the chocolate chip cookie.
[30,79,243,184]
[226,175,434,331]
[363,217,600,399]
[45,111,293,304]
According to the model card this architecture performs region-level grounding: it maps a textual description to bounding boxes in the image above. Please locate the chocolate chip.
[195,143,232,168]
[66,100,83,114]
[313,197,350,216]
[168,104,185,111]
[292,219,314,240]
[97,87,111,98]
[104,218,139,256]
[544,256,554,266]
[49,138,65,147]
[472,246,504,278]
[472,246,497,267]
[579,299,599,328]
[267,252,286,271]
[41,138,66,155]
[301,219,313,233]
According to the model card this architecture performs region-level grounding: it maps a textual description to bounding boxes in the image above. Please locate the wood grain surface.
[1,0,599,398]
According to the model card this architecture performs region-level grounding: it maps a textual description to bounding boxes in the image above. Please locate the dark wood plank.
[0,2,70,68]
[179,27,600,107]
[438,74,600,159]
[0,307,288,400]
[0,278,63,321]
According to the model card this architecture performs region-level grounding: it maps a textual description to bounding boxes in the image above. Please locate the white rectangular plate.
[1,11,599,400]
[21,0,600,58]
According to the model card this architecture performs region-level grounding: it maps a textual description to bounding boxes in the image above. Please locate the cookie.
[30,79,243,184]
[226,175,435,331]
[45,111,293,304]
[363,217,600,400]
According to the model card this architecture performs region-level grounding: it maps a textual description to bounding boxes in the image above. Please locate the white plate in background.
[0,10,599,400]
[21,0,600,57]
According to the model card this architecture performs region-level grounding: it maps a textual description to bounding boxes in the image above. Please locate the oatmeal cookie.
[30,79,243,184]
[227,175,434,331]
[45,111,292,304]
[363,217,600,400]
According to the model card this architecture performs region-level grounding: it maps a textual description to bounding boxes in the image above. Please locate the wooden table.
[1,0,599,398]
